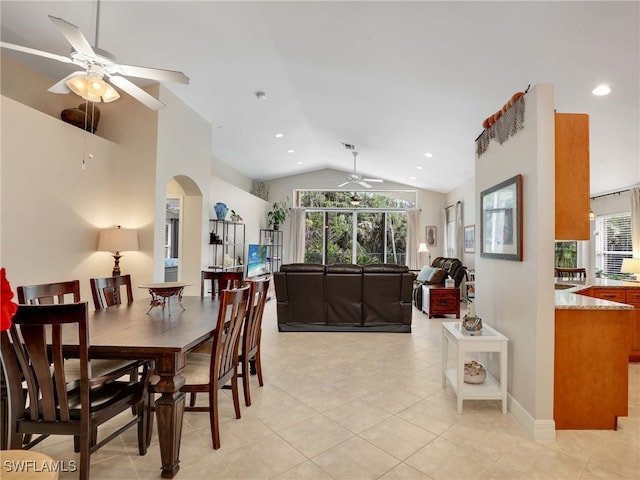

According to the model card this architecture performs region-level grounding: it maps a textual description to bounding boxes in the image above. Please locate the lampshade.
[66,75,120,103]
[98,226,139,253]
[418,242,429,253]
[621,258,640,274]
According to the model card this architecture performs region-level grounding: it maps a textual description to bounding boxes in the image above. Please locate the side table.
[441,321,509,414]
[423,285,460,318]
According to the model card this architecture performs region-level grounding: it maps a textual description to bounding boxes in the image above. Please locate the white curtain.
[289,208,306,263]
[632,187,640,257]
[443,202,463,259]
[406,209,421,269]
[455,201,463,259]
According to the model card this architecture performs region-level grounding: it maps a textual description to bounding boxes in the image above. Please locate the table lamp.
[621,258,640,281]
[418,242,431,267]
[98,225,139,276]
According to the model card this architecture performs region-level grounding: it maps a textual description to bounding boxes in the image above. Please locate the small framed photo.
[464,225,475,253]
[426,226,437,247]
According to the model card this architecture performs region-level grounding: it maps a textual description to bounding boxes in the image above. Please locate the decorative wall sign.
[480,174,523,261]
[426,226,437,247]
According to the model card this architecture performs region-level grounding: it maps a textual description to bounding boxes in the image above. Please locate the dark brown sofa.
[274,263,414,332]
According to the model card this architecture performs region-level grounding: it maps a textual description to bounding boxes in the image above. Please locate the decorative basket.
[464,360,486,384]
[462,315,482,333]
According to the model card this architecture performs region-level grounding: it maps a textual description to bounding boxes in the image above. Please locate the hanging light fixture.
[350,194,361,205]
[66,66,120,103]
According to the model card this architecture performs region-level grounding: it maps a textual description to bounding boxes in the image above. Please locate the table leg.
[441,329,448,387]
[456,342,465,414]
[154,356,186,478]
[500,343,508,414]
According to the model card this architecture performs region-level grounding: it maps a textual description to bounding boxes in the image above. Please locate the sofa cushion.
[416,266,448,284]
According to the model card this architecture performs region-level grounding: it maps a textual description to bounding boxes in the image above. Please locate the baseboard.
[509,393,556,441]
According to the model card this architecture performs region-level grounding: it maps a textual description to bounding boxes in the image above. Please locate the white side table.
[441,321,509,414]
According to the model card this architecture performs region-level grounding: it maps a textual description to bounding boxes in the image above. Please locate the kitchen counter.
[554,278,638,310]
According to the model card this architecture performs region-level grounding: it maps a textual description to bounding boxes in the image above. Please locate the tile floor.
[32,300,640,479]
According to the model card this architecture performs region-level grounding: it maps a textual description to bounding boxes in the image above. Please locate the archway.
[165,175,203,295]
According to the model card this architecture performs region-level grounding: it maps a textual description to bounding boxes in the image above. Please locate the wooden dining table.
[67,296,219,478]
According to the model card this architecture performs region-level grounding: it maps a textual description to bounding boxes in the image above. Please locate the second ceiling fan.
[337,143,383,189]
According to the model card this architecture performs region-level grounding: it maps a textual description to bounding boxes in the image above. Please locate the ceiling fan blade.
[363,178,383,183]
[48,15,95,58]
[47,71,85,93]
[359,181,372,189]
[337,181,352,188]
[117,64,189,85]
[0,41,73,64]
[109,75,166,110]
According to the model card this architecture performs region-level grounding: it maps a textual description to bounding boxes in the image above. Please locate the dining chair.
[89,274,134,309]
[0,302,151,480]
[181,285,251,449]
[239,277,270,406]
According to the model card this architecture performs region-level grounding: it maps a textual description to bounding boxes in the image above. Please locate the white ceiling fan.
[337,143,383,189]
[0,2,189,110]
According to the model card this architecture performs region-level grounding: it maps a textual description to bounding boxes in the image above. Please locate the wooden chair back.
[201,270,243,298]
[181,284,250,449]
[89,274,134,309]
[17,280,80,304]
[239,277,270,406]
[0,302,149,480]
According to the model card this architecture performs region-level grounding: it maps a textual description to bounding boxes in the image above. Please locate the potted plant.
[267,197,289,230]
[230,210,242,222]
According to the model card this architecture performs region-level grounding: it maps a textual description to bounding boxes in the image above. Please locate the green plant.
[267,197,289,227]
[230,210,242,221]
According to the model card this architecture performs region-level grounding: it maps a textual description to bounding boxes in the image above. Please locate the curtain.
[170,218,179,258]
[289,208,306,263]
[632,187,640,257]
[406,209,421,269]
[455,201,463,259]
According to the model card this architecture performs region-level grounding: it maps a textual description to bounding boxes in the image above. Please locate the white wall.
[475,84,556,438]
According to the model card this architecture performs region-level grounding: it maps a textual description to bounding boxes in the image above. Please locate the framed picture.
[480,174,523,261]
[426,226,437,247]
[464,225,475,253]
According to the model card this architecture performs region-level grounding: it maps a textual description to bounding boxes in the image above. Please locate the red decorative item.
[1,267,18,331]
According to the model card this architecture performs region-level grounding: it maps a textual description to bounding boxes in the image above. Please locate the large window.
[297,190,413,266]
[555,241,577,268]
[595,212,632,276]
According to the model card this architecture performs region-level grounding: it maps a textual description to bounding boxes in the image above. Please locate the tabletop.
[61,296,219,355]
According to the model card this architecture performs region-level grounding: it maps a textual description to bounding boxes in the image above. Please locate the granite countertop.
[555,278,639,310]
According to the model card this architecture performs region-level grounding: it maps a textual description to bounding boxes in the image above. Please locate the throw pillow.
[416,266,435,282]
[426,268,448,285]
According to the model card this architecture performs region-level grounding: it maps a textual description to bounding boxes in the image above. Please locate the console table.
[423,285,460,318]
[441,321,509,414]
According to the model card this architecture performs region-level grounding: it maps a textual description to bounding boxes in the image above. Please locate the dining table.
[45,295,220,478]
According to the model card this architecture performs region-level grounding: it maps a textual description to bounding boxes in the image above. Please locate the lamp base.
[112,253,122,277]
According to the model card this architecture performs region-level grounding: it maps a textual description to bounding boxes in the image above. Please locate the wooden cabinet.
[555,113,590,240]
[422,286,460,318]
[625,289,640,362]
[578,286,640,361]
[554,308,632,429]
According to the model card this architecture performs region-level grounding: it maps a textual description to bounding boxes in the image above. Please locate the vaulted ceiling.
[2,1,638,194]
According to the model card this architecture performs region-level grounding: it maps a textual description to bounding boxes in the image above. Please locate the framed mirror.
[480,174,523,261]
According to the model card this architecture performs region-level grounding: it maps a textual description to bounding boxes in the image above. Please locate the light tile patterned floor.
[34,300,640,479]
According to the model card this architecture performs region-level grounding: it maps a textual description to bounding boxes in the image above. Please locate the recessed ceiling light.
[287,149,295,153]
[592,84,612,96]
[416,166,423,170]
[274,133,284,138]
[409,176,416,180]
[424,152,433,158]
[296,161,303,165]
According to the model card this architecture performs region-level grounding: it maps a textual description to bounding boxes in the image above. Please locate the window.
[595,212,632,276]
[297,190,413,266]
[555,241,577,268]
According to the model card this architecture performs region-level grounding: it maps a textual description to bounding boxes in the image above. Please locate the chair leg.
[209,388,220,450]
[190,392,197,407]
[231,371,241,420]
[254,351,264,387]
[241,357,251,407]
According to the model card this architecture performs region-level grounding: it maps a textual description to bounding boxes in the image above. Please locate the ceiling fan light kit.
[0,6,188,110]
